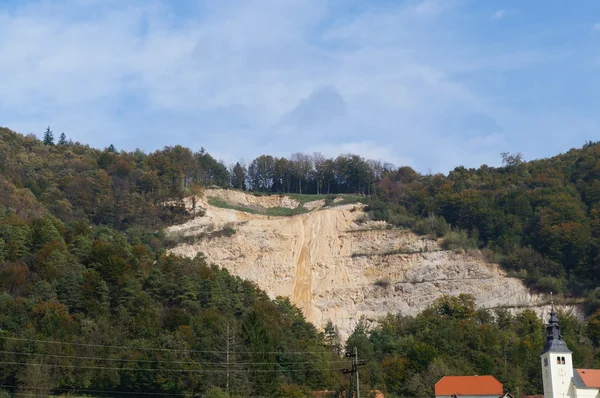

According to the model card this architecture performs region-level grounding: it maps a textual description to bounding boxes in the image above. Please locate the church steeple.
[541,297,574,398]
[543,304,571,354]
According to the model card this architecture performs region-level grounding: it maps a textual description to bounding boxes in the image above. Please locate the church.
[541,307,600,398]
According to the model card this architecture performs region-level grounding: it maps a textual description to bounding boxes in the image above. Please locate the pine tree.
[58,132,67,145]
[108,144,117,153]
[43,126,54,145]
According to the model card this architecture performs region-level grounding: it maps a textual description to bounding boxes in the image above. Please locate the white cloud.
[0,0,595,174]
[491,9,510,20]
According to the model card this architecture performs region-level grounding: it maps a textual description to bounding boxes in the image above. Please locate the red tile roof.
[576,369,600,388]
[435,375,504,396]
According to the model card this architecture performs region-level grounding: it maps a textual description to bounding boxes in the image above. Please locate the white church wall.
[575,387,600,398]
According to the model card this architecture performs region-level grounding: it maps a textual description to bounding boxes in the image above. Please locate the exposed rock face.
[168,189,572,339]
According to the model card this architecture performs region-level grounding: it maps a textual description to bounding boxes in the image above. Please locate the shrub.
[374,278,391,288]
[584,288,600,315]
[533,276,565,294]
[413,215,450,238]
[440,229,477,252]
[219,222,236,237]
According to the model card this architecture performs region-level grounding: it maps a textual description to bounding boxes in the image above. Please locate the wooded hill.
[1,126,600,396]
[3,127,600,304]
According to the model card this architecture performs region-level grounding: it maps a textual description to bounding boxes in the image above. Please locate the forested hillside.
[0,210,345,396]
[3,127,599,306]
[1,126,600,396]
[0,128,346,396]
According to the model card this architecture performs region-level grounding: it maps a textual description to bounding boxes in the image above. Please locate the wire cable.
[0,336,332,355]
[0,350,349,367]
[0,360,346,373]
[0,384,270,398]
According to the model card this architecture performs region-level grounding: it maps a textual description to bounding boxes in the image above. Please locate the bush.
[374,278,391,288]
[414,215,450,238]
[440,229,477,252]
[219,222,236,237]
[533,276,565,294]
[584,288,600,315]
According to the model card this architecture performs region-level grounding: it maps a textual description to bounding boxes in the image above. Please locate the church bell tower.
[541,306,573,398]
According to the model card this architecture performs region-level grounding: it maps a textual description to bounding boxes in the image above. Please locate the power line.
[0,350,349,367]
[0,384,269,398]
[0,336,332,355]
[0,360,346,373]
[0,384,189,396]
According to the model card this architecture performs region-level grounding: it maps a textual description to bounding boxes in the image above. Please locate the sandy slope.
[168,189,573,339]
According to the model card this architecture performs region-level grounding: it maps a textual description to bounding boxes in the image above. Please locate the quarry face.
[168,189,560,339]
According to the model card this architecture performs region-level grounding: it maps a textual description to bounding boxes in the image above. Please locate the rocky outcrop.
[168,189,574,339]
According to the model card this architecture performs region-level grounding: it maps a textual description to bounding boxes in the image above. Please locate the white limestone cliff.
[168,189,579,339]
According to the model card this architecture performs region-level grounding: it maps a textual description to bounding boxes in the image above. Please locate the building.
[541,307,600,398]
[435,375,507,398]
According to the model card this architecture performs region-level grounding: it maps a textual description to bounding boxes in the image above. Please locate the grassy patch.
[264,207,309,217]
[207,197,262,214]
[351,247,424,258]
[286,193,329,204]
[208,196,309,217]
[208,192,367,217]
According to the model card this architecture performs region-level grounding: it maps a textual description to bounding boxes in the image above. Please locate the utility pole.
[342,346,366,398]
[226,323,230,392]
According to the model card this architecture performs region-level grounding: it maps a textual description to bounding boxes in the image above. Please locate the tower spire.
[542,300,570,354]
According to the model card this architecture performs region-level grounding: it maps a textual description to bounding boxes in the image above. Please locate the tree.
[323,319,342,355]
[43,126,54,145]
[248,155,275,192]
[58,132,67,145]
[290,153,313,194]
[312,153,326,194]
[501,152,524,167]
[231,162,247,190]
[108,144,117,153]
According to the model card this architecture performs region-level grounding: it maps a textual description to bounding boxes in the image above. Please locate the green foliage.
[585,288,600,315]
[413,214,450,237]
[440,229,478,252]
[205,386,230,398]
[357,295,599,396]
[0,127,232,229]
[207,196,310,217]
[0,209,340,396]
[366,144,600,296]
[207,197,261,214]
[43,126,54,145]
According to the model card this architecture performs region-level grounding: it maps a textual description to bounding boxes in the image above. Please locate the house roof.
[574,369,600,389]
[435,376,503,396]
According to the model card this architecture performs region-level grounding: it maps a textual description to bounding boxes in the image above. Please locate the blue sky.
[0,0,599,173]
